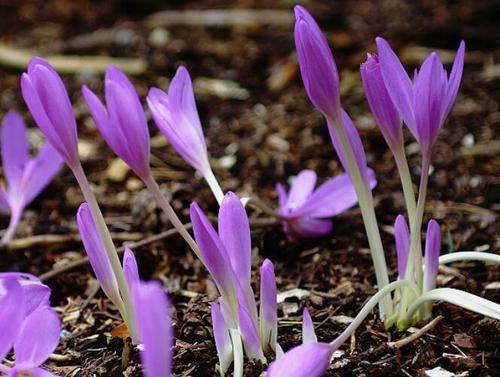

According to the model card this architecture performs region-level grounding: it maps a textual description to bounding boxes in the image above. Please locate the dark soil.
[0,0,498,376]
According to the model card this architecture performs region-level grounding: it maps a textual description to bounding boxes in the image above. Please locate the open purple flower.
[0,278,60,377]
[21,58,79,168]
[276,169,376,238]
[0,272,51,316]
[0,111,63,243]
[82,65,151,180]
[375,38,465,156]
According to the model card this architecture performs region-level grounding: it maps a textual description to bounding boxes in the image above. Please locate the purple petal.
[218,192,251,287]
[133,281,172,377]
[211,302,233,375]
[360,54,403,152]
[238,302,264,360]
[0,279,24,360]
[291,170,376,218]
[19,142,63,205]
[302,308,317,344]
[413,52,447,153]
[285,217,333,239]
[423,219,441,293]
[394,215,410,279]
[376,37,416,132]
[294,6,340,119]
[0,273,50,316]
[259,259,277,352]
[147,66,209,174]
[266,342,333,377]
[286,170,317,213]
[14,306,60,367]
[0,186,10,213]
[76,203,121,304]
[1,111,29,188]
[123,248,140,291]
[442,41,465,123]
[21,58,79,167]
[190,202,236,300]
[275,183,288,215]
[6,367,57,377]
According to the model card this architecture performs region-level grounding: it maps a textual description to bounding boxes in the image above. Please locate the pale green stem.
[330,280,415,349]
[229,329,244,377]
[398,155,431,323]
[142,172,202,260]
[328,115,392,318]
[203,168,225,205]
[72,163,137,341]
[393,146,417,227]
[439,252,500,265]
[1,207,23,244]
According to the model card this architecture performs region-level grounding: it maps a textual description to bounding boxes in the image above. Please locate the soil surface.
[0,0,499,376]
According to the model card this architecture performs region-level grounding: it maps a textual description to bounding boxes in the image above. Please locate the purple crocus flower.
[21,58,79,168]
[276,169,376,238]
[0,111,63,243]
[266,342,333,377]
[360,54,403,154]
[133,281,172,377]
[259,259,277,353]
[82,65,151,180]
[147,66,210,175]
[0,278,61,377]
[190,192,263,360]
[376,38,465,155]
[423,219,441,293]
[77,202,121,306]
[394,215,410,279]
[294,6,340,120]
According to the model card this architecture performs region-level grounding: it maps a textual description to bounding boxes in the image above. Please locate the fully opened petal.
[0,279,24,360]
[286,170,317,213]
[14,306,60,367]
[1,111,29,189]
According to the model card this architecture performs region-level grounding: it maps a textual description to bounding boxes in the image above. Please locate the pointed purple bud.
[302,308,317,344]
[21,58,79,168]
[259,259,277,352]
[211,302,233,375]
[218,192,252,288]
[133,281,172,377]
[76,203,121,305]
[123,248,140,291]
[423,219,441,293]
[266,342,333,377]
[294,6,340,120]
[394,215,410,279]
[147,66,210,174]
[82,65,151,179]
[189,202,236,301]
[360,54,403,153]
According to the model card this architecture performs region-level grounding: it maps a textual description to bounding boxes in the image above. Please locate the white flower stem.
[229,329,244,377]
[204,168,225,205]
[142,173,202,260]
[1,207,23,244]
[72,163,137,341]
[328,115,392,318]
[330,280,414,349]
[393,146,417,227]
[439,252,500,265]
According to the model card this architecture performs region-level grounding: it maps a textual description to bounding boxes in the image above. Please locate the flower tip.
[77,202,89,217]
[293,5,307,19]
